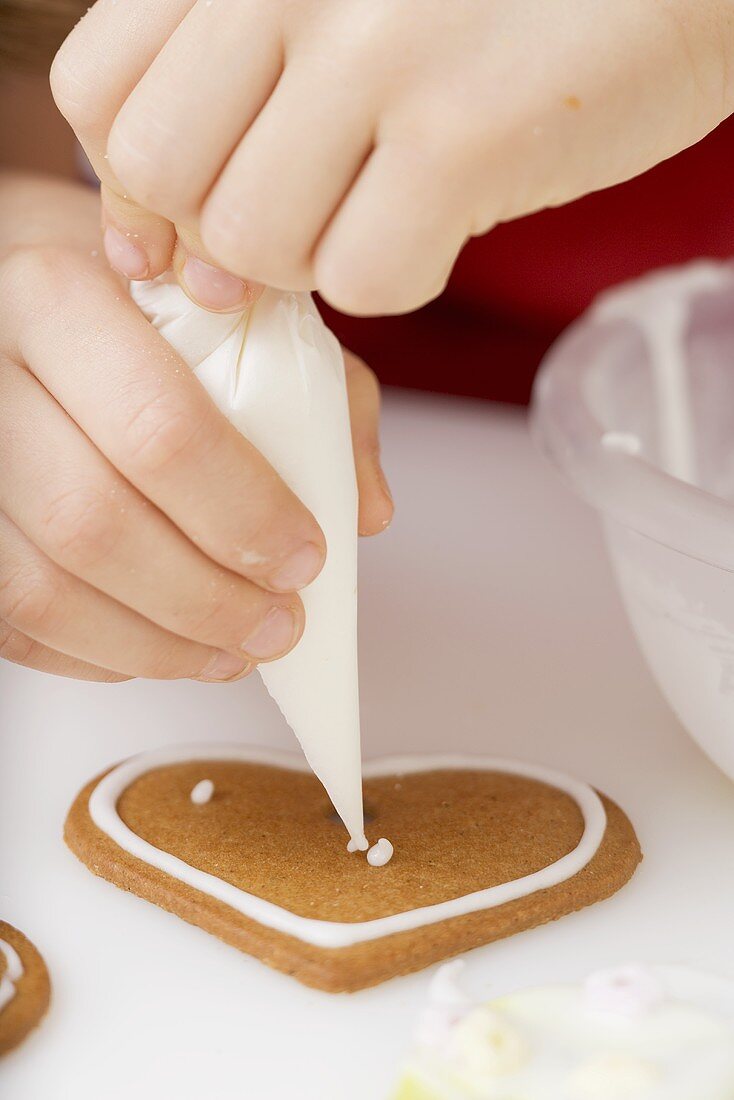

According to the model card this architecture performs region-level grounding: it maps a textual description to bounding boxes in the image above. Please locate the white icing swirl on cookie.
[0,938,24,1014]
[87,745,607,949]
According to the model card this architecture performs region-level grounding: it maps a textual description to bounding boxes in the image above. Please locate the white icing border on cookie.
[0,938,24,1013]
[87,746,608,949]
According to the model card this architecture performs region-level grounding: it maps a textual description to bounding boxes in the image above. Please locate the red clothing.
[319,115,734,405]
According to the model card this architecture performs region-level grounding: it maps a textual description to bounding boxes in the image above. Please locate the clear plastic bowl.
[531,260,734,781]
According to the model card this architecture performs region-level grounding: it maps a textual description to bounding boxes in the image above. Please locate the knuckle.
[315,247,391,316]
[1,243,65,304]
[0,622,37,666]
[170,566,268,649]
[0,561,63,635]
[141,641,194,681]
[316,231,446,316]
[107,117,171,212]
[40,486,121,571]
[181,588,250,648]
[199,201,246,272]
[50,32,110,137]
[123,391,213,476]
[201,201,311,289]
[0,244,94,337]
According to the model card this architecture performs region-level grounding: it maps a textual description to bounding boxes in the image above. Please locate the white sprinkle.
[367,838,394,867]
[191,779,214,805]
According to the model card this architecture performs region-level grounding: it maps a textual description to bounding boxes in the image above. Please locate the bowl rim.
[531,260,734,573]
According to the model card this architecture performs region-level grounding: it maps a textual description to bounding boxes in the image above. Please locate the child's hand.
[52,0,734,316]
[0,174,392,683]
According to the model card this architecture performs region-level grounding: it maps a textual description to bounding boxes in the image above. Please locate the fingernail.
[196,651,251,682]
[103,225,149,279]
[269,543,324,592]
[182,255,248,311]
[243,606,298,660]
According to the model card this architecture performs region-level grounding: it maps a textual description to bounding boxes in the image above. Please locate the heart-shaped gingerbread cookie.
[65,747,641,992]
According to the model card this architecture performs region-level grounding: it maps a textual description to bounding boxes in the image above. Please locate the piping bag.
[131,278,368,853]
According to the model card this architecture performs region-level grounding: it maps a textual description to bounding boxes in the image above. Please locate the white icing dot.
[367,838,394,867]
[190,779,214,805]
[601,430,642,456]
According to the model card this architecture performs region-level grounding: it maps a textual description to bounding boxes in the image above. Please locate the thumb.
[101,182,176,281]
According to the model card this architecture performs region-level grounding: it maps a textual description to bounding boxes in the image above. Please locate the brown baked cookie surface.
[0,922,51,1056]
[65,755,641,993]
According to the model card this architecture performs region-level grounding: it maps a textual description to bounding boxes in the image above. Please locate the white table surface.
[2,390,734,1099]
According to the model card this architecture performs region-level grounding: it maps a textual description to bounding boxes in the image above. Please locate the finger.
[101,184,177,281]
[51,0,195,280]
[343,350,394,537]
[173,231,263,314]
[6,247,325,594]
[0,621,130,683]
[0,512,251,682]
[0,359,303,664]
[107,0,282,226]
[314,141,469,316]
[51,0,196,147]
[201,60,374,289]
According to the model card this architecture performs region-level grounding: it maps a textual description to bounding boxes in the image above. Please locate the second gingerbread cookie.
[65,747,641,992]
[0,922,51,1056]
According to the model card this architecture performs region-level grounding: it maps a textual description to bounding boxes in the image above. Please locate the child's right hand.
[0,174,392,683]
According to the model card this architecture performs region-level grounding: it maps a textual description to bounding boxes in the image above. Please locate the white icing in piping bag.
[131,280,367,851]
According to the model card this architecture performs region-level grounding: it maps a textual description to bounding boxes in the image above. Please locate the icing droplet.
[585,964,665,1018]
[367,838,394,867]
[190,779,214,805]
[346,834,369,853]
